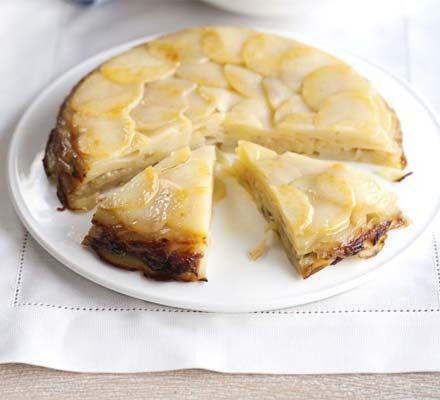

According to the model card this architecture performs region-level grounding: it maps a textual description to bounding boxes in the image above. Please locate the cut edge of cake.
[233,141,407,278]
[82,145,216,282]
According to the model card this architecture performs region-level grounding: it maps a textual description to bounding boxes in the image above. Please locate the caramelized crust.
[43,74,91,210]
[82,219,206,282]
[300,216,407,278]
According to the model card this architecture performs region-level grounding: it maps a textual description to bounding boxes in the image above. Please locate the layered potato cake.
[44,27,405,211]
[43,27,408,281]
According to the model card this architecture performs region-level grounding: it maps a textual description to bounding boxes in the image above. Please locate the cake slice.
[234,141,407,278]
[82,146,216,281]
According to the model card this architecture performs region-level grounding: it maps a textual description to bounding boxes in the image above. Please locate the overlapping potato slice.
[224,64,263,98]
[75,113,135,158]
[201,27,254,64]
[280,47,340,92]
[294,172,355,237]
[184,91,216,121]
[276,113,316,132]
[274,95,312,124]
[70,72,143,117]
[242,33,300,76]
[262,77,293,109]
[98,146,215,238]
[315,91,380,132]
[302,64,371,110]
[198,86,242,112]
[273,184,314,233]
[148,28,207,63]
[116,179,185,235]
[130,78,195,130]
[154,146,191,174]
[224,99,272,142]
[329,164,397,215]
[176,61,228,88]
[255,156,302,186]
[191,112,226,146]
[154,146,216,235]
[100,167,159,210]
[101,46,177,84]
[131,106,183,131]
[229,98,272,128]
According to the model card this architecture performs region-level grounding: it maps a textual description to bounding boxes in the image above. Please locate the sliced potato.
[315,91,379,131]
[119,179,184,235]
[224,111,266,145]
[201,27,254,64]
[185,91,216,121]
[280,47,340,92]
[329,164,397,214]
[154,147,192,174]
[130,78,194,130]
[274,95,311,124]
[142,77,196,102]
[192,112,225,145]
[70,72,143,117]
[225,111,263,130]
[192,114,225,146]
[302,64,371,110]
[137,117,192,156]
[230,98,272,128]
[140,115,192,139]
[224,64,263,98]
[75,113,135,158]
[101,46,177,84]
[242,33,300,76]
[148,28,207,63]
[237,140,277,162]
[176,61,228,88]
[276,113,315,131]
[255,155,302,186]
[274,184,314,233]
[294,172,354,235]
[192,112,225,132]
[198,86,242,112]
[262,77,293,109]
[131,106,183,131]
[100,167,159,210]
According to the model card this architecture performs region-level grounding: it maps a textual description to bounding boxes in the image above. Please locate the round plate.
[7,33,440,312]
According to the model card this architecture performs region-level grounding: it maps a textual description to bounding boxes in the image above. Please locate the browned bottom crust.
[298,216,407,278]
[82,221,206,282]
[236,163,408,279]
[43,73,89,211]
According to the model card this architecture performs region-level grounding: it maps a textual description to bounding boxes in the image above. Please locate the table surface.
[2,0,440,398]
[1,364,440,399]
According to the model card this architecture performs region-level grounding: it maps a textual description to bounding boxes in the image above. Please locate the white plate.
[7,33,440,313]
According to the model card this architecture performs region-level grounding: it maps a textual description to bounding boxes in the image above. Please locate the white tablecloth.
[1,0,440,373]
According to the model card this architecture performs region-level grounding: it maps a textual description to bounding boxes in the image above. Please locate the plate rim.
[7,31,440,313]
